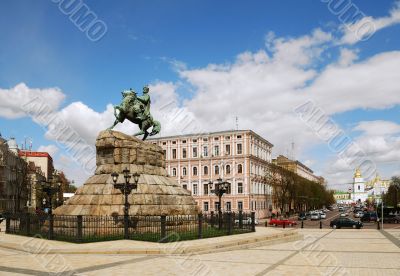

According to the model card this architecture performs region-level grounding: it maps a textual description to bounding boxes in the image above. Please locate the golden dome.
[354,167,362,178]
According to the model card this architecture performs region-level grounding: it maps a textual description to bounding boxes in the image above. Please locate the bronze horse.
[108,89,161,140]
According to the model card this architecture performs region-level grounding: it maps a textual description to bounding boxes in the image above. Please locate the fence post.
[77,215,83,243]
[48,214,54,240]
[5,213,10,234]
[319,221,322,229]
[301,220,304,228]
[210,211,215,228]
[283,221,286,229]
[251,212,256,232]
[198,213,203,239]
[124,214,129,239]
[227,212,232,235]
[239,211,243,229]
[377,221,380,230]
[26,213,31,236]
[160,215,167,243]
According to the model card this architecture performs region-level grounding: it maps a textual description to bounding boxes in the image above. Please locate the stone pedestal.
[53,130,199,216]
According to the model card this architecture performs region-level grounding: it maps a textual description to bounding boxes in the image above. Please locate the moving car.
[310,213,320,220]
[330,217,363,229]
[360,212,379,222]
[354,211,364,218]
[320,213,326,219]
[340,212,348,217]
[382,215,400,224]
[298,213,307,221]
[269,218,297,227]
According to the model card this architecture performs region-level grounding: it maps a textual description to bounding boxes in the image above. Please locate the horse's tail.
[150,120,161,136]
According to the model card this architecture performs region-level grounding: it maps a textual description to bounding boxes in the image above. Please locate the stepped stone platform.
[53,130,199,216]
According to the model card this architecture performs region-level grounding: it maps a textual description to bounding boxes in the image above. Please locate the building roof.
[19,151,53,161]
[148,129,273,147]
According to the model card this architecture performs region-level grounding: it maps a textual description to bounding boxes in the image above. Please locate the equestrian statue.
[108,85,161,140]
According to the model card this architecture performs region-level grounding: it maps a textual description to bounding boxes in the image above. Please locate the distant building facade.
[0,137,29,212]
[149,130,274,218]
[19,151,54,179]
[333,191,352,204]
[272,155,324,184]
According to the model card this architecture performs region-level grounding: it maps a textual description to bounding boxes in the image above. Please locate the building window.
[225,136,230,140]
[225,144,230,155]
[203,183,209,195]
[214,165,219,175]
[226,183,231,194]
[215,202,220,211]
[204,166,208,175]
[172,168,177,176]
[183,184,187,190]
[172,141,176,144]
[237,182,243,194]
[182,167,187,176]
[182,148,187,158]
[358,185,360,191]
[172,149,177,159]
[193,184,198,195]
[203,137,208,142]
[237,135,242,139]
[193,139,197,143]
[226,165,231,174]
[203,146,208,157]
[238,201,243,211]
[238,164,243,174]
[162,142,167,145]
[182,140,186,144]
[193,147,197,158]
[214,145,219,156]
[226,202,231,212]
[193,167,198,176]
[204,202,209,212]
[237,143,242,154]
[214,137,219,141]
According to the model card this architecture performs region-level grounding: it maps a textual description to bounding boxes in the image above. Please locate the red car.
[269,218,297,227]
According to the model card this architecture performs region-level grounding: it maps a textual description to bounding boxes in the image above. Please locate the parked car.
[338,207,344,212]
[340,212,348,217]
[382,215,400,224]
[320,213,327,219]
[269,218,297,227]
[298,213,307,221]
[0,214,4,224]
[361,212,379,222]
[310,213,320,220]
[330,218,363,229]
[354,211,364,218]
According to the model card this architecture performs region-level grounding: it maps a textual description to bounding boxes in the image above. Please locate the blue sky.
[1,0,400,188]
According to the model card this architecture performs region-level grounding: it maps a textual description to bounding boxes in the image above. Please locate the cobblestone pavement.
[0,229,399,275]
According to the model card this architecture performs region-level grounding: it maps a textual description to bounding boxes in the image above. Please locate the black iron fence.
[4,211,255,243]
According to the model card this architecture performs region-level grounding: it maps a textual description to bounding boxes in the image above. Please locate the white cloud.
[340,1,400,44]
[0,83,65,119]
[37,144,59,157]
[337,48,359,66]
[354,120,400,136]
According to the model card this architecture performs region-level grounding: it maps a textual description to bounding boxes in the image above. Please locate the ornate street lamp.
[209,177,230,229]
[111,168,140,239]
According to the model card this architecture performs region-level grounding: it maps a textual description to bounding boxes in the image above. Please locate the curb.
[0,230,301,255]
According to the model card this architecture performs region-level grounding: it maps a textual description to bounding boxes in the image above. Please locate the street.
[264,209,400,230]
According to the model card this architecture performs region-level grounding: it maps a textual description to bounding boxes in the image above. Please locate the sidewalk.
[0,227,301,255]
